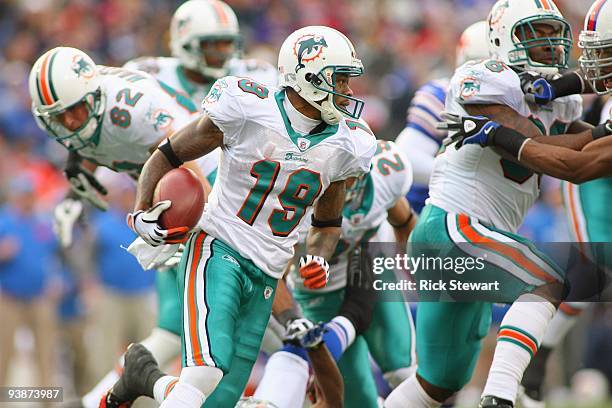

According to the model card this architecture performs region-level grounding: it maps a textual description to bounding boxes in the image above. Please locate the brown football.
[153,167,205,230]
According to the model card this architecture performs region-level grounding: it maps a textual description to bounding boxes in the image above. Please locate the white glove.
[53,198,83,248]
[127,200,189,247]
[69,173,108,211]
[126,237,181,270]
[283,317,315,343]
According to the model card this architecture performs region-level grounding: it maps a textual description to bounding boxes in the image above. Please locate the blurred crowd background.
[0,0,611,406]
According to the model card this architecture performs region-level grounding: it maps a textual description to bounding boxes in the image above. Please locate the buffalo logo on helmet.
[294,34,328,71]
[71,55,94,79]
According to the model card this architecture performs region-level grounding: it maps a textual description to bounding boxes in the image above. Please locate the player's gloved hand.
[519,71,556,105]
[283,317,315,345]
[53,198,83,248]
[65,164,108,211]
[300,323,326,349]
[438,112,501,149]
[299,255,330,289]
[127,201,189,247]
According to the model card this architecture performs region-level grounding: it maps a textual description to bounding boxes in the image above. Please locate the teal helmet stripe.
[35,66,45,106]
[47,51,60,103]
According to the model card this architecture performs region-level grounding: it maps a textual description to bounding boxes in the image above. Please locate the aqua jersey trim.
[274,90,339,150]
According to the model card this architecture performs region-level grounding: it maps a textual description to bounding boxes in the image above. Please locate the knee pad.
[180,365,224,396]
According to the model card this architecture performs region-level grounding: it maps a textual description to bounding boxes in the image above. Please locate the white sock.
[329,315,357,350]
[482,294,556,403]
[140,328,182,368]
[81,369,120,408]
[253,351,310,408]
[153,375,179,404]
[384,373,442,408]
[159,381,206,408]
[541,302,587,348]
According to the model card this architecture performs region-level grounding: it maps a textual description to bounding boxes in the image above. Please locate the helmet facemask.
[307,65,365,122]
[34,89,104,152]
[182,35,241,79]
[509,16,572,73]
[579,32,612,95]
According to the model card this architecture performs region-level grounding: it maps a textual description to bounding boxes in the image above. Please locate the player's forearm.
[387,198,416,247]
[518,141,610,183]
[134,150,175,211]
[271,278,301,326]
[308,345,344,408]
[531,125,594,151]
[307,180,346,259]
[306,227,341,260]
[549,71,588,97]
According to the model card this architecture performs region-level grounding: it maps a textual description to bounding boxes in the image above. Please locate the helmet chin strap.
[301,92,342,125]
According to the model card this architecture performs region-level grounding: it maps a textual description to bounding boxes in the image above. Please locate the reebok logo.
[222,254,239,265]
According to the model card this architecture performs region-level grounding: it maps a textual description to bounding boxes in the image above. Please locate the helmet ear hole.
[495,38,501,46]
[305,73,323,86]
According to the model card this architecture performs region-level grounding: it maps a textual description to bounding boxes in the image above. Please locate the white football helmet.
[278,25,364,125]
[456,20,490,67]
[579,0,612,95]
[487,0,572,75]
[29,47,105,151]
[170,0,240,79]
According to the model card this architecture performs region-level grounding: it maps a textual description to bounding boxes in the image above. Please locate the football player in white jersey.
[251,140,415,408]
[29,46,203,215]
[384,0,606,407]
[28,46,218,407]
[111,26,376,408]
[443,2,612,406]
[124,0,277,106]
[395,20,490,213]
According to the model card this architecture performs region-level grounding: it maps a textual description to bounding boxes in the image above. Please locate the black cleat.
[520,345,551,403]
[107,343,164,405]
[479,396,514,408]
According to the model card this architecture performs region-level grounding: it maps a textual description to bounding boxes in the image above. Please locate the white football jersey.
[428,59,582,232]
[124,56,278,104]
[199,76,377,278]
[293,140,413,292]
[77,66,198,178]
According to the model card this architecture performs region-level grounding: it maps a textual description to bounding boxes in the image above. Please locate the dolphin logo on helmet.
[71,55,95,79]
[295,35,328,71]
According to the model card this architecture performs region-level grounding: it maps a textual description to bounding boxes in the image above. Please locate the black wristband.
[158,138,184,168]
[491,126,530,158]
[550,71,584,98]
[311,214,343,228]
[592,121,612,140]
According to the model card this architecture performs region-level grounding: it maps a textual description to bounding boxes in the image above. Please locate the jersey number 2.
[237,159,322,237]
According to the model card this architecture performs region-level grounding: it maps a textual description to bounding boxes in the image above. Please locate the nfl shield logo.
[263,286,274,300]
[297,137,311,151]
